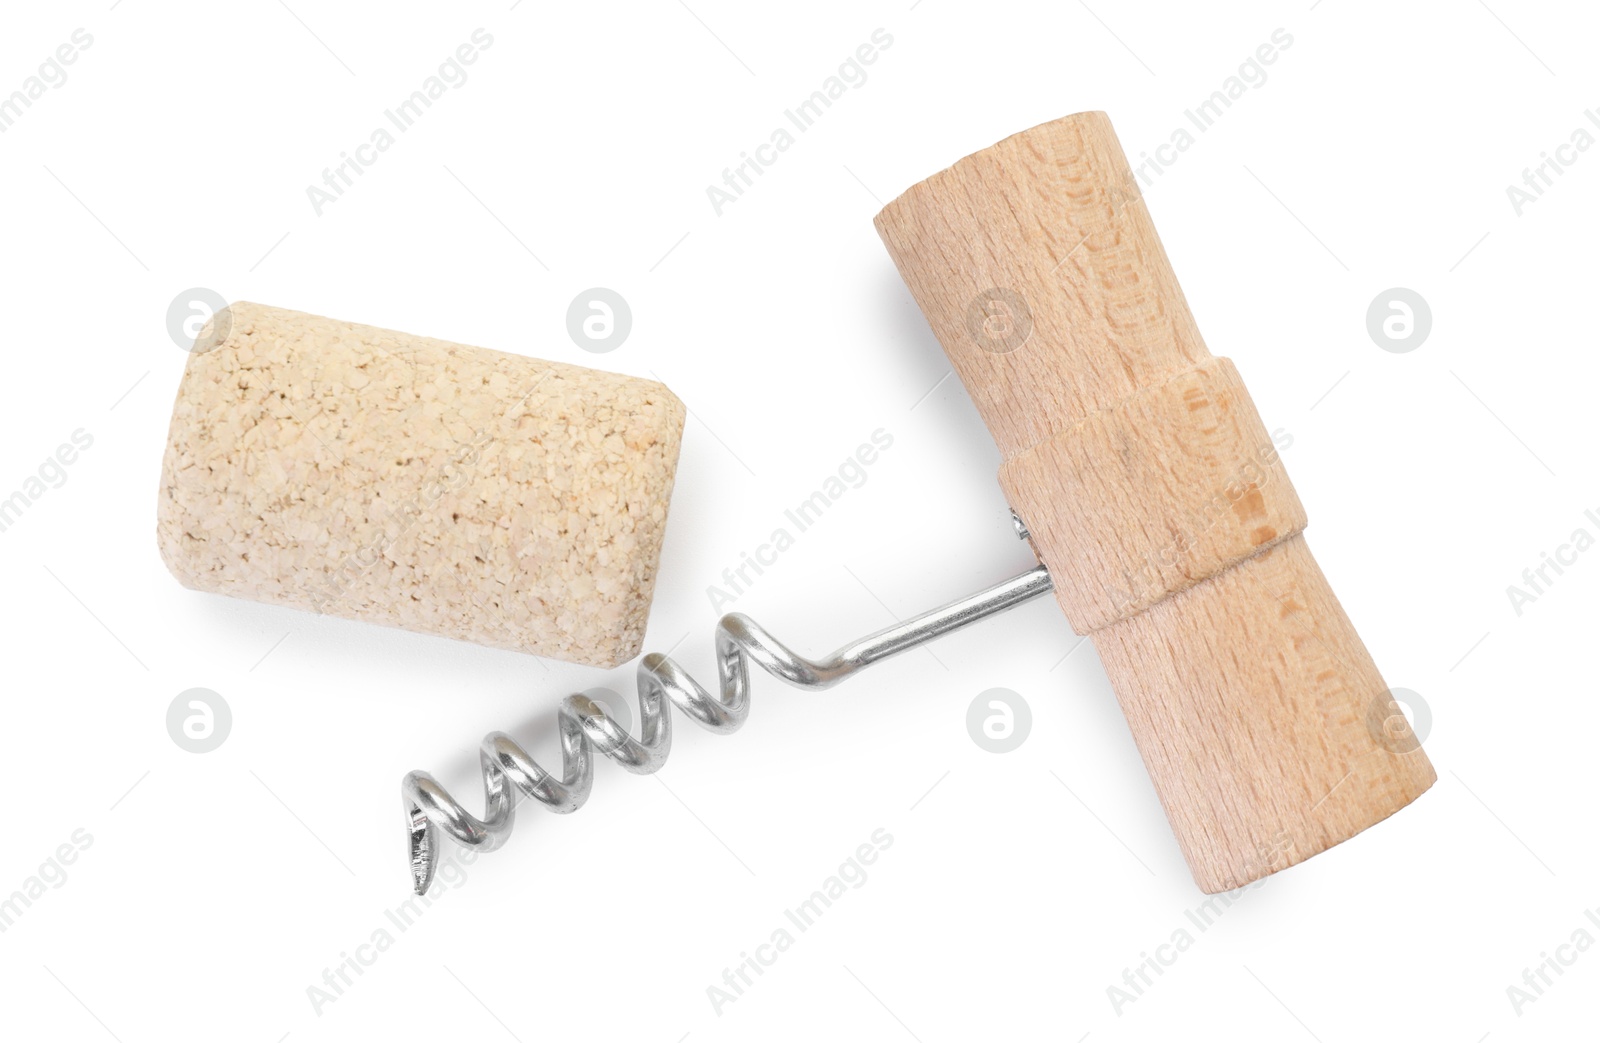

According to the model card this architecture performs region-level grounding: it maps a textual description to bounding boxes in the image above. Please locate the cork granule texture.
[156,301,685,668]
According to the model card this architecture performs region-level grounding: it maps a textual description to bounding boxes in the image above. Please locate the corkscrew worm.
[402,563,1054,893]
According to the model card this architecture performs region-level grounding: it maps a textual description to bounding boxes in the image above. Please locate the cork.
[156,302,685,668]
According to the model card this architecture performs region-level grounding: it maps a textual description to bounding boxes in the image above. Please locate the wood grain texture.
[999,356,1305,634]
[875,111,1433,892]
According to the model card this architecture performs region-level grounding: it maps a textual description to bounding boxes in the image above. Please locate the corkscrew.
[161,111,1431,899]
[400,110,1436,896]
[402,562,1055,894]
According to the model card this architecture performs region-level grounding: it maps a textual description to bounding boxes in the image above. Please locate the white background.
[1,0,1595,1039]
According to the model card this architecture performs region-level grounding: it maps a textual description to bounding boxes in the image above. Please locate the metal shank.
[401,565,1053,893]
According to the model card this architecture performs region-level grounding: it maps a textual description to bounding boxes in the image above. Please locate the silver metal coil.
[402,564,1054,894]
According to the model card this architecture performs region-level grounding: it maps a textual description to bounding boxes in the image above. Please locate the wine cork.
[156,302,685,668]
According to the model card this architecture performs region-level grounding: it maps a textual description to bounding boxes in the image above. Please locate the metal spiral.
[402,564,1053,893]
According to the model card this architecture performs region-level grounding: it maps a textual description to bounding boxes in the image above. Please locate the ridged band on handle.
[1000,356,1305,633]
[874,111,1434,893]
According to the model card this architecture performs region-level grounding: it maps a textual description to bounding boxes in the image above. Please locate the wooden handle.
[875,111,1434,892]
